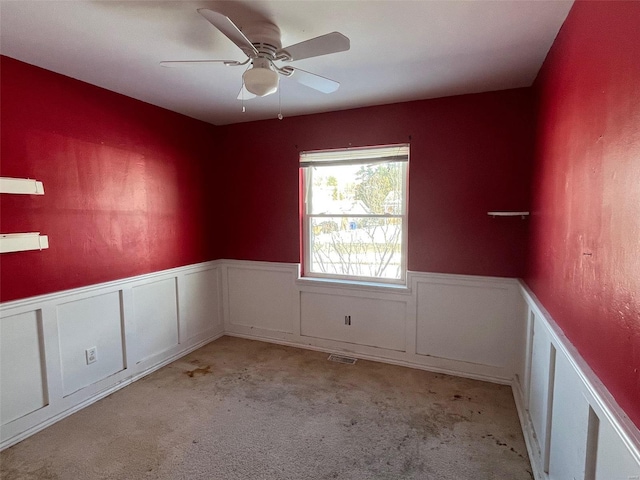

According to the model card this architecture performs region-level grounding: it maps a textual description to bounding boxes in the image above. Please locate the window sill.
[296,275,410,294]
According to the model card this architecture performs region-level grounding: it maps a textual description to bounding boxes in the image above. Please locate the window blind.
[300,144,409,167]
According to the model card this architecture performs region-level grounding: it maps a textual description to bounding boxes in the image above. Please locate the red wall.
[2,56,534,303]
[0,57,223,302]
[527,0,640,428]
[219,89,536,277]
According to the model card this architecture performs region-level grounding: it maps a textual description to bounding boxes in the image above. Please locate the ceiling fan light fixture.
[243,59,279,97]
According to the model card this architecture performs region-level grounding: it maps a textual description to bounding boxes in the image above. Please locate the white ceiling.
[0,0,573,126]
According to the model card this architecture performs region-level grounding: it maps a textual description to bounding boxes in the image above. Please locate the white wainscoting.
[3,257,639,480]
[515,283,640,480]
[0,261,223,450]
[222,260,523,384]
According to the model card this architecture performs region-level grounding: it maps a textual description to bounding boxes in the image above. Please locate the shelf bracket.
[487,211,530,219]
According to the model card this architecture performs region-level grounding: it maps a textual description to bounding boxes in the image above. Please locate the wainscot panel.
[414,276,521,369]
[547,351,591,479]
[0,310,47,425]
[57,291,125,396]
[527,312,554,464]
[133,278,179,363]
[300,291,406,351]
[225,262,298,334]
[180,268,221,341]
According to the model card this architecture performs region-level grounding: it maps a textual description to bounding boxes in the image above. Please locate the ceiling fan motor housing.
[241,23,282,97]
[242,23,282,52]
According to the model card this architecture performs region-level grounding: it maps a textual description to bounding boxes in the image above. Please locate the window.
[300,144,409,284]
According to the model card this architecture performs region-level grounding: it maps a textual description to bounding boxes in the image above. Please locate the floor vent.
[328,354,357,365]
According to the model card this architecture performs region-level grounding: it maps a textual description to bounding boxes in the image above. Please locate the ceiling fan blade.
[279,32,350,62]
[288,68,340,93]
[197,9,259,58]
[237,85,256,100]
[160,60,242,68]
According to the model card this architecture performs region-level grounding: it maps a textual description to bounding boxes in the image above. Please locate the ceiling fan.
[161,9,350,99]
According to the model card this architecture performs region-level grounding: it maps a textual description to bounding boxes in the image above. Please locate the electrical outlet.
[85,346,97,365]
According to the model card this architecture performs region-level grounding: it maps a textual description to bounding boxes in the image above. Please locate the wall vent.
[328,354,357,365]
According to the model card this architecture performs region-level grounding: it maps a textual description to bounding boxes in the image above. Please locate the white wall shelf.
[0,177,45,195]
[0,233,49,254]
[1,177,49,253]
[488,211,530,219]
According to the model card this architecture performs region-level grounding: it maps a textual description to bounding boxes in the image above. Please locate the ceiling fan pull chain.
[278,85,283,120]
[241,74,246,113]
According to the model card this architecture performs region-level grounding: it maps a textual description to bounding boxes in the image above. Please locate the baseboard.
[512,378,545,480]
[224,331,513,386]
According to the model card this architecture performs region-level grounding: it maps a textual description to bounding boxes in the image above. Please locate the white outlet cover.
[85,347,97,365]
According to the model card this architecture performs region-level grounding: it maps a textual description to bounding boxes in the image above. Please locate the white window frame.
[300,144,409,285]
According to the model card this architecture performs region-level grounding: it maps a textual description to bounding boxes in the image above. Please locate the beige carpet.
[1,336,532,479]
